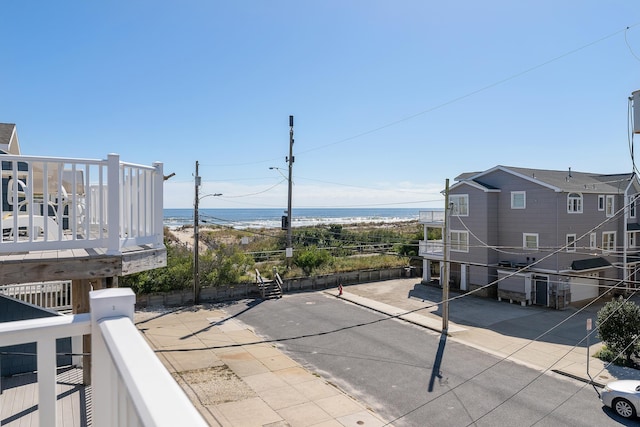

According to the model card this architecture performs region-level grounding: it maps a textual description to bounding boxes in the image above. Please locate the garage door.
[569,275,599,302]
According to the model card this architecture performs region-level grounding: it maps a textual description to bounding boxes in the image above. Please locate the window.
[590,233,597,250]
[511,191,526,209]
[629,232,637,249]
[630,196,637,219]
[598,195,605,211]
[523,233,539,250]
[450,230,469,252]
[606,195,615,217]
[566,234,576,252]
[567,193,582,213]
[602,231,616,253]
[450,194,468,216]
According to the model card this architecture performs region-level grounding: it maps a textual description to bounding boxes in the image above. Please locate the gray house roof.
[455,165,634,194]
[0,123,20,155]
[0,124,15,147]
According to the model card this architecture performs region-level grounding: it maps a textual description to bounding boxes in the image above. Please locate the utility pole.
[286,115,294,258]
[193,160,201,304]
[442,178,450,333]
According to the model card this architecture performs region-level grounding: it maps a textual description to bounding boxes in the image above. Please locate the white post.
[37,337,57,427]
[90,288,136,427]
[71,335,83,367]
[106,154,121,255]
[153,161,164,248]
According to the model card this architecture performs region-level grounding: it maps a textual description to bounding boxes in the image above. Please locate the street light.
[193,159,222,305]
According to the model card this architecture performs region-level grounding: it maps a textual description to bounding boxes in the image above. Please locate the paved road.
[220,292,635,427]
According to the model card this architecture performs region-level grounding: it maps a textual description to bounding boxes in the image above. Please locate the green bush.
[596,296,640,366]
[293,246,332,276]
[121,239,193,293]
[594,346,618,364]
[200,244,254,286]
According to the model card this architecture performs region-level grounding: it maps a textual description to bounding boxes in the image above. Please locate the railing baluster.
[0,154,163,254]
[37,336,58,426]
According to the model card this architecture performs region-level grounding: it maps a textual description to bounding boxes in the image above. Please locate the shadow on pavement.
[180,299,263,340]
[428,332,448,393]
[600,406,640,425]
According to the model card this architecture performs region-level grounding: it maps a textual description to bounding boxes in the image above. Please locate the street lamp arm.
[200,193,223,200]
[269,166,288,181]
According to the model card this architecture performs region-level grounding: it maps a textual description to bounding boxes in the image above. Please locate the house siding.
[476,170,560,270]
[448,183,496,288]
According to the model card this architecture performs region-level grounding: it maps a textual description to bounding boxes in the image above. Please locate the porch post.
[72,278,92,384]
[90,288,136,427]
[153,161,164,248]
[106,154,121,255]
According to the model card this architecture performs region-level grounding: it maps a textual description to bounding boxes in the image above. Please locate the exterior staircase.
[255,269,283,299]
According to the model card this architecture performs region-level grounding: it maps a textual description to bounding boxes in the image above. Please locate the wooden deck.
[0,367,90,426]
[0,245,166,285]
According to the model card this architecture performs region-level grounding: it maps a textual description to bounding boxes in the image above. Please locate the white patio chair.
[2,213,61,241]
[6,178,29,213]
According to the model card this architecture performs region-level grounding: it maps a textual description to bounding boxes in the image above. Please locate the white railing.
[419,210,445,223]
[0,154,164,254]
[419,240,444,257]
[0,280,72,311]
[0,288,206,427]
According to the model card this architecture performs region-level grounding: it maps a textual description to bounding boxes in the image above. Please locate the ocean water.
[164,208,429,229]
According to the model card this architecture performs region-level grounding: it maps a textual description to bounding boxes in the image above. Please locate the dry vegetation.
[126,221,422,293]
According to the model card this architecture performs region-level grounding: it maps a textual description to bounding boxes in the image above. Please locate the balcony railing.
[419,240,444,258]
[0,280,72,312]
[0,288,207,427]
[419,210,445,224]
[0,153,164,254]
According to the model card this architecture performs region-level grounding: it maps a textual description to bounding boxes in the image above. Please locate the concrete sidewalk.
[136,305,390,427]
[334,278,640,387]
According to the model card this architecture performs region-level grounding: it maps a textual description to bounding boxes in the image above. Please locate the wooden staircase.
[255,269,283,299]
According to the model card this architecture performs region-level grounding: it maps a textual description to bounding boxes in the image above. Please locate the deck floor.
[0,367,91,427]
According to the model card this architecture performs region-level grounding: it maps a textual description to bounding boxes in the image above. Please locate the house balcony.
[0,288,207,426]
[0,153,166,284]
[419,210,445,225]
[419,239,444,259]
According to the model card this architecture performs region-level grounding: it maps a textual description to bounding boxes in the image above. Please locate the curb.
[552,369,604,389]
[328,291,455,335]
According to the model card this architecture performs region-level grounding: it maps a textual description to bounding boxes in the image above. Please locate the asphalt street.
[219,292,637,427]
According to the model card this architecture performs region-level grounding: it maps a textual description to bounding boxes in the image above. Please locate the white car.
[601,380,640,418]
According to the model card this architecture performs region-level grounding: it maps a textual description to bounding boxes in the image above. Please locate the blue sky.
[2,1,640,209]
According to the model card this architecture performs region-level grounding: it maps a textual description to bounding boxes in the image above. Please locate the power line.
[296,22,640,157]
[197,22,640,171]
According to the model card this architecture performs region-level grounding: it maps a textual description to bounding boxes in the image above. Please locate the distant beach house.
[0,122,22,154]
[419,165,640,309]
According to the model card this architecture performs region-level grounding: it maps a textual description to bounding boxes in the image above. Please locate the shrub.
[293,246,332,276]
[594,346,618,364]
[596,296,640,366]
